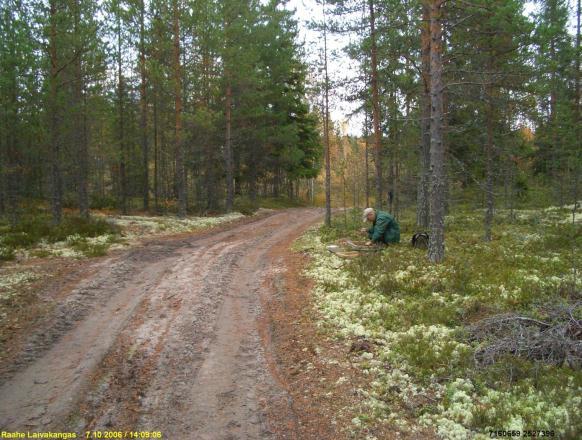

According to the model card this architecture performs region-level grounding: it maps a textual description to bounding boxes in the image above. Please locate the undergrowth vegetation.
[296,205,581,439]
[234,195,306,215]
[0,211,247,262]
[0,196,303,262]
[0,215,121,261]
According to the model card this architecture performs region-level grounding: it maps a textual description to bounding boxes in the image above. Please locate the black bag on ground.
[411,232,429,249]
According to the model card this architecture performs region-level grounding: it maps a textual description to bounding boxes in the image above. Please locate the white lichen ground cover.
[0,212,246,310]
[99,211,245,241]
[1,212,245,262]
[297,205,580,439]
[0,270,39,309]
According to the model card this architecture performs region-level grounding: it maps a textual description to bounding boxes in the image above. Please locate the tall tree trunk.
[573,0,580,206]
[364,112,370,208]
[548,0,563,205]
[173,0,186,217]
[49,0,62,225]
[139,0,149,211]
[161,113,167,210]
[153,86,160,213]
[117,8,127,215]
[441,17,450,216]
[387,91,397,213]
[417,4,431,229]
[224,80,234,211]
[273,167,281,197]
[3,8,20,226]
[484,78,495,242]
[509,158,515,220]
[577,0,581,121]
[249,154,258,205]
[223,6,234,212]
[73,0,89,219]
[4,97,19,228]
[323,0,331,227]
[368,0,383,209]
[428,0,445,263]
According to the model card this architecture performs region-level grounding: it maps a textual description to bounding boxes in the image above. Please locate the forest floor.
[0,207,378,439]
[299,205,580,440]
[2,204,578,439]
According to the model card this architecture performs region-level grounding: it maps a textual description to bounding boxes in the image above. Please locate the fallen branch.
[467,302,581,369]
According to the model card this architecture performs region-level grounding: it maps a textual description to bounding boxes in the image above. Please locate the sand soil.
[0,208,330,439]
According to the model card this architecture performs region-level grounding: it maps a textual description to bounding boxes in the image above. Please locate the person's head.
[362,207,376,223]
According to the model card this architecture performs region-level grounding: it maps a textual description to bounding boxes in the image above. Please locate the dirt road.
[0,208,323,439]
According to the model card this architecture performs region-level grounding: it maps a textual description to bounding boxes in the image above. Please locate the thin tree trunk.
[509,158,515,220]
[577,0,581,121]
[573,0,580,207]
[4,97,19,228]
[503,156,509,209]
[117,8,127,215]
[173,0,186,217]
[484,79,495,242]
[224,3,234,212]
[353,160,358,209]
[416,2,431,229]
[442,21,450,215]
[273,167,280,197]
[249,155,258,205]
[387,92,397,213]
[428,0,445,263]
[364,112,370,208]
[49,0,62,225]
[368,0,383,209]
[161,113,167,211]
[139,0,149,211]
[153,86,160,213]
[224,80,234,211]
[73,0,89,219]
[323,0,331,227]
[3,8,20,226]
[548,0,562,205]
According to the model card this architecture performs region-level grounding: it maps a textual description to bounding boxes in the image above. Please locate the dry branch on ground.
[468,301,582,369]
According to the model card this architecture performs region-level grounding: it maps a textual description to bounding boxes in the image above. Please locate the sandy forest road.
[0,208,323,439]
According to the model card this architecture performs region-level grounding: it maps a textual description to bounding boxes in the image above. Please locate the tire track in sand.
[0,208,322,439]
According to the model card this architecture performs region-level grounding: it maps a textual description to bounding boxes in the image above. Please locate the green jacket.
[367,211,400,244]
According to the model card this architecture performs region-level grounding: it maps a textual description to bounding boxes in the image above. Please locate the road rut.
[0,208,322,439]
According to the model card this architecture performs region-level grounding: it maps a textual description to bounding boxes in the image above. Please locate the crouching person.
[360,207,400,246]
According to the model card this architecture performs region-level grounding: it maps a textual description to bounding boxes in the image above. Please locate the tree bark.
[139,0,149,211]
[577,0,581,121]
[387,91,397,213]
[364,112,370,208]
[484,79,495,241]
[273,167,281,197]
[49,0,63,225]
[544,0,565,205]
[3,6,21,226]
[153,85,160,213]
[368,0,383,209]
[417,2,431,229]
[73,0,89,219]
[428,0,445,263]
[222,0,234,212]
[573,0,580,206]
[173,0,186,217]
[323,0,331,227]
[224,80,234,211]
[117,5,127,215]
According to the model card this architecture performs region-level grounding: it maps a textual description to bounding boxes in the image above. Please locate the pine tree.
[427,0,445,263]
